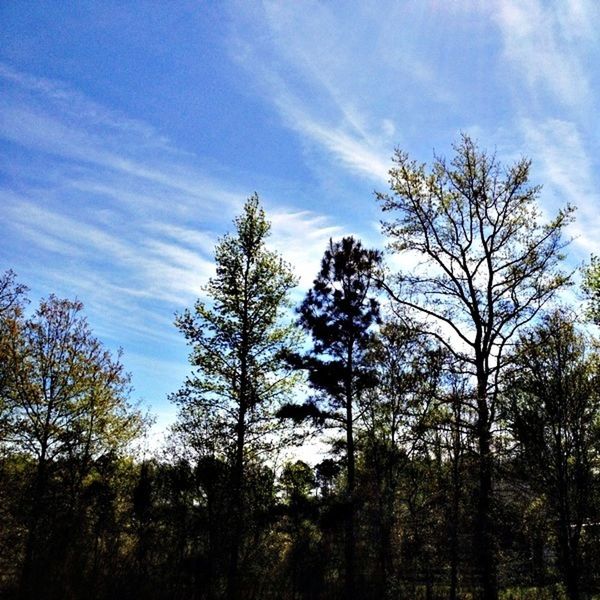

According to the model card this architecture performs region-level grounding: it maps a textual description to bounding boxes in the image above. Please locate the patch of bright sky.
[1,0,600,445]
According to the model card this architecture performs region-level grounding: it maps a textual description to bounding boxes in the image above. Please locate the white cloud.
[491,1,600,262]
[494,0,597,110]
[228,3,402,183]
[0,62,244,214]
[0,63,364,426]
[520,118,600,259]
[0,62,172,145]
[276,99,390,182]
[1,196,216,304]
[268,208,347,287]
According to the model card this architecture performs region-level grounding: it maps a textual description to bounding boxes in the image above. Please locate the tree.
[0,270,28,435]
[506,311,600,600]
[583,255,600,325]
[172,194,298,600]
[2,294,143,599]
[358,320,444,598]
[377,134,573,599]
[292,236,382,600]
[7,296,140,465]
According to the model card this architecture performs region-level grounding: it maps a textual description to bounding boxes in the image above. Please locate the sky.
[1,0,600,443]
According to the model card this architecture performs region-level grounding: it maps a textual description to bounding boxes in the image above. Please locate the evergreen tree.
[292,236,381,600]
[172,194,298,600]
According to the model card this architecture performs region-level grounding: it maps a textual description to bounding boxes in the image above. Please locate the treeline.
[1,136,600,600]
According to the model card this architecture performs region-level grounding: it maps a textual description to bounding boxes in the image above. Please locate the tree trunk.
[449,396,463,600]
[449,458,460,600]
[227,401,246,600]
[557,516,580,600]
[228,278,250,600]
[475,374,497,600]
[20,444,49,600]
[376,514,392,600]
[564,561,580,600]
[345,346,356,600]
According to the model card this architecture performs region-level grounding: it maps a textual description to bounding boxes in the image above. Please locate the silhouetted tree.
[292,236,382,600]
[506,311,600,600]
[378,134,573,599]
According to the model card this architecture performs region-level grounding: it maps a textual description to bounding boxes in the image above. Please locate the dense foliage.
[1,141,599,600]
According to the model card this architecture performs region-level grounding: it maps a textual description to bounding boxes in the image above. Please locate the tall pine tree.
[172,194,298,600]
[294,236,381,600]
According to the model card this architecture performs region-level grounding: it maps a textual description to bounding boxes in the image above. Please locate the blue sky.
[2,1,599,440]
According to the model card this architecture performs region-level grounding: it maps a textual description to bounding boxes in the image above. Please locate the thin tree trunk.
[449,396,463,600]
[227,400,246,600]
[449,457,460,600]
[475,373,497,600]
[558,513,580,600]
[345,345,356,600]
[228,266,250,600]
[20,440,49,600]
[477,430,496,599]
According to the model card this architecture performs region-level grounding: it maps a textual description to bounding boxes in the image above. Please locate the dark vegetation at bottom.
[1,448,599,599]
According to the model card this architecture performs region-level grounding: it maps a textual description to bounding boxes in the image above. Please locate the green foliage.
[5,295,144,463]
[172,194,300,462]
[583,255,600,325]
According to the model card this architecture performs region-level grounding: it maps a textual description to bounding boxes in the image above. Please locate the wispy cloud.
[493,0,600,261]
[0,63,348,410]
[520,118,600,257]
[228,2,409,183]
[234,53,392,183]
[228,0,600,267]
[0,63,172,144]
[0,195,214,306]
[0,63,243,213]
[227,1,514,185]
[494,0,598,111]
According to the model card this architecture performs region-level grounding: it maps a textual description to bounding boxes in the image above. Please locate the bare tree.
[377,134,573,599]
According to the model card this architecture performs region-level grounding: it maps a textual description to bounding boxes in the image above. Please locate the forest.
[1,136,599,600]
